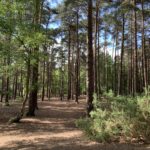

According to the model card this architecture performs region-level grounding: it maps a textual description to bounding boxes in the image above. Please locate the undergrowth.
[76,91,150,143]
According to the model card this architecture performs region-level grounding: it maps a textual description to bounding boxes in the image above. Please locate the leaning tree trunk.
[9,56,31,123]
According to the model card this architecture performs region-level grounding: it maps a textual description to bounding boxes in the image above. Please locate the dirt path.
[0,98,149,150]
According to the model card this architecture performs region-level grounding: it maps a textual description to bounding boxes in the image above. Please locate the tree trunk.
[87,0,94,116]
[5,56,10,106]
[97,14,102,97]
[20,69,24,97]
[27,0,40,116]
[141,0,148,93]
[9,58,31,123]
[75,10,80,104]
[1,76,5,102]
[13,71,18,100]
[133,0,138,94]
[42,60,45,101]
[67,28,71,100]
[114,30,118,96]
[60,63,64,101]
[94,2,98,94]
[119,14,125,95]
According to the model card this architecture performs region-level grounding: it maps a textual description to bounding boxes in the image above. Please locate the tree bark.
[13,71,18,100]
[87,0,94,116]
[75,10,80,104]
[42,60,45,101]
[27,0,41,116]
[141,0,148,92]
[133,0,138,94]
[119,14,125,95]
[67,28,72,100]
[5,56,10,105]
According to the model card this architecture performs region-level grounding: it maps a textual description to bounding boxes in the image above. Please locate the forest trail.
[0,98,149,150]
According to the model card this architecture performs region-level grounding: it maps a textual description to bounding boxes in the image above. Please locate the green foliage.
[77,91,150,142]
[103,90,114,98]
[80,67,86,94]
[143,86,150,97]
[76,118,93,136]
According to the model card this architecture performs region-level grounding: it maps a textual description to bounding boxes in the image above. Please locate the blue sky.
[48,0,63,29]
[50,0,63,8]
[48,0,114,57]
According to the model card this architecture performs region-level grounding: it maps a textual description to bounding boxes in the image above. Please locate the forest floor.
[0,97,150,150]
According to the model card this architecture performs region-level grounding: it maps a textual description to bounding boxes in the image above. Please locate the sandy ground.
[0,98,150,150]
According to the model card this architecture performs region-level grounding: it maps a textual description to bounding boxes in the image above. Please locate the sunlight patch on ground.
[0,130,83,148]
[0,99,149,150]
[21,118,76,125]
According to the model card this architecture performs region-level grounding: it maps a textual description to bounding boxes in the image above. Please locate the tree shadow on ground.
[0,98,150,150]
[1,135,150,150]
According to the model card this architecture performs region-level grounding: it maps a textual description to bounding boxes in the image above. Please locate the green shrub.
[76,118,93,138]
[76,92,150,143]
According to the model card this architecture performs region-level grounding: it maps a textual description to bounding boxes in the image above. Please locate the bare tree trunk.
[20,69,24,97]
[71,44,75,100]
[75,10,80,104]
[42,60,45,101]
[13,71,18,100]
[133,0,138,94]
[87,0,94,116]
[47,61,51,100]
[1,76,5,102]
[93,2,98,94]
[103,29,107,89]
[97,15,102,97]
[5,56,10,106]
[60,63,64,101]
[119,14,125,95]
[114,30,118,96]
[141,0,148,93]
[68,28,71,100]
